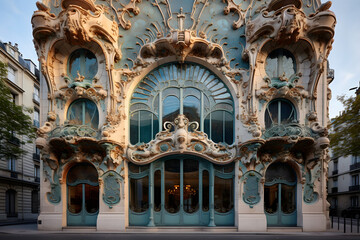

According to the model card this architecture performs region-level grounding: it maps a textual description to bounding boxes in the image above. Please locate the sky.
[0,0,358,119]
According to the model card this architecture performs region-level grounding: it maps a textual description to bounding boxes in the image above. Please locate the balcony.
[33,153,40,161]
[332,169,338,175]
[350,162,360,171]
[33,119,40,128]
[331,187,338,193]
[8,136,20,146]
[349,185,360,191]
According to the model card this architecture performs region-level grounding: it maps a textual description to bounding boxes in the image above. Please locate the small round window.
[265,49,296,79]
[68,49,98,80]
[67,99,99,128]
[265,99,296,129]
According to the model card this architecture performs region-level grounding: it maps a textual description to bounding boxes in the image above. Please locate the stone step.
[62,226,97,232]
[126,226,238,233]
[267,227,303,232]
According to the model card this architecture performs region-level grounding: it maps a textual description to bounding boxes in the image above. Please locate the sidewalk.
[0,224,359,235]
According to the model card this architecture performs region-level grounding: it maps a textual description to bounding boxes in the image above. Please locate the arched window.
[68,48,98,80]
[265,99,297,129]
[265,49,296,79]
[67,99,99,129]
[130,63,234,145]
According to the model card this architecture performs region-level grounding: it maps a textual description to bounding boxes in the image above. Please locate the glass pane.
[266,101,279,127]
[129,177,149,212]
[211,111,224,143]
[264,185,278,214]
[183,96,200,125]
[69,49,97,80]
[204,115,210,137]
[165,159,180,213]
[281,184,296,214]
[163,96,180,126]
[202,170,209,212]
[154,170,161,212]
[68,185,82,214]
[280,100,295,124]
[183,159,199,213]
[224,112,233,144]
[153,115,159,139]
[84,50,98,79]
[130,112,139,144]
[266,49,296,79]
[265,162,296,183]
[67,163,98,184]
[69,50,81,79]
[140,111,152,143]
[84,100,99,128]
[67,100,83,125]
[85,184,99,213]
[214,176,233,213]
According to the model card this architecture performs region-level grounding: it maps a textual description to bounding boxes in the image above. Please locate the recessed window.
[68,49,98,81]
[67,99,99,129]
[265,49,296,79]
[265,99,297,128]
[7,66,16,84]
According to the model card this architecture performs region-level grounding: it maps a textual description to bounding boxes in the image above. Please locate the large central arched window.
[130,63,234,145]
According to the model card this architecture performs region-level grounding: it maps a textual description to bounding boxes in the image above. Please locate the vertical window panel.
[202,170,209,212]
[183,159,199,213]
[163,96,180,126]
[214,176,233,213]
[130,177,149,212]
[165,159,180,213]
[183,96,200,125]
[154,170,161,212]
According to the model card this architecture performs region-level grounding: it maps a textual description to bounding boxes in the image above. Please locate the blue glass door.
[67,163,99,226]
[264,162,297,226]
[129,157,235,226]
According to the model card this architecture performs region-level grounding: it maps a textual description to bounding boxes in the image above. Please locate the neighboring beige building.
[328,155,360,218]
[0,41,40,222]
[33,0,336,231]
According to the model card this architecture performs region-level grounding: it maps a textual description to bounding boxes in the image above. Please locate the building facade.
[328,155,360,218]
[32,0,336,231]
[0,41,41,222]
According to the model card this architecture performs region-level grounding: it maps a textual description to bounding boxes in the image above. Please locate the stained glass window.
[130,63,234,144]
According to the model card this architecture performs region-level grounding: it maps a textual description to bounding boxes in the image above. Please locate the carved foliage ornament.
[127,114,236,164]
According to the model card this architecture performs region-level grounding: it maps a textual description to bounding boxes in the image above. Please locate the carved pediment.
[126,115,237,165]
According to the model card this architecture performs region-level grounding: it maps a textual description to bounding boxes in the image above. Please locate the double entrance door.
[67,163,99,226]
[129,156,234,226]
[264,162,297,226]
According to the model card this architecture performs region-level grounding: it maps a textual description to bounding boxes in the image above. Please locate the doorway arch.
[66,162,99,226]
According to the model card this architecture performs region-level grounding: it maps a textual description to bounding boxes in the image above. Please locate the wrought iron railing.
[350,162,360,171]
[262,123,311,139]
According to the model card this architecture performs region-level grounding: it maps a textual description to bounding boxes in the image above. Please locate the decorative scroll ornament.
[242,170,261,207]
[262,123,311,140]
[238,139,265,165]
[127,114,236,164]
[54,86,107,103]
[246,0,335,44]
[105,0,141,30]
[102,170,121,208]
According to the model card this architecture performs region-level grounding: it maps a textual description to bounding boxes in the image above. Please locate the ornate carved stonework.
[127,115,237,164]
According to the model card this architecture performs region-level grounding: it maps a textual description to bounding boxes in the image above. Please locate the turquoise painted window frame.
[129,63,235,145]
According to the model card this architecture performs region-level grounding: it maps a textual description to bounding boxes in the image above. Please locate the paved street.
[0,224,359,240]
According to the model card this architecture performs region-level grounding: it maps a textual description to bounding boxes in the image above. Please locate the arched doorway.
[67,162,99,226]
[128,156,234,226]
[264,161,297,226]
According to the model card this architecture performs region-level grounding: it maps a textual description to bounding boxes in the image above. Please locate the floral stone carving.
[127,114,236,164]
[102,170,121,208]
